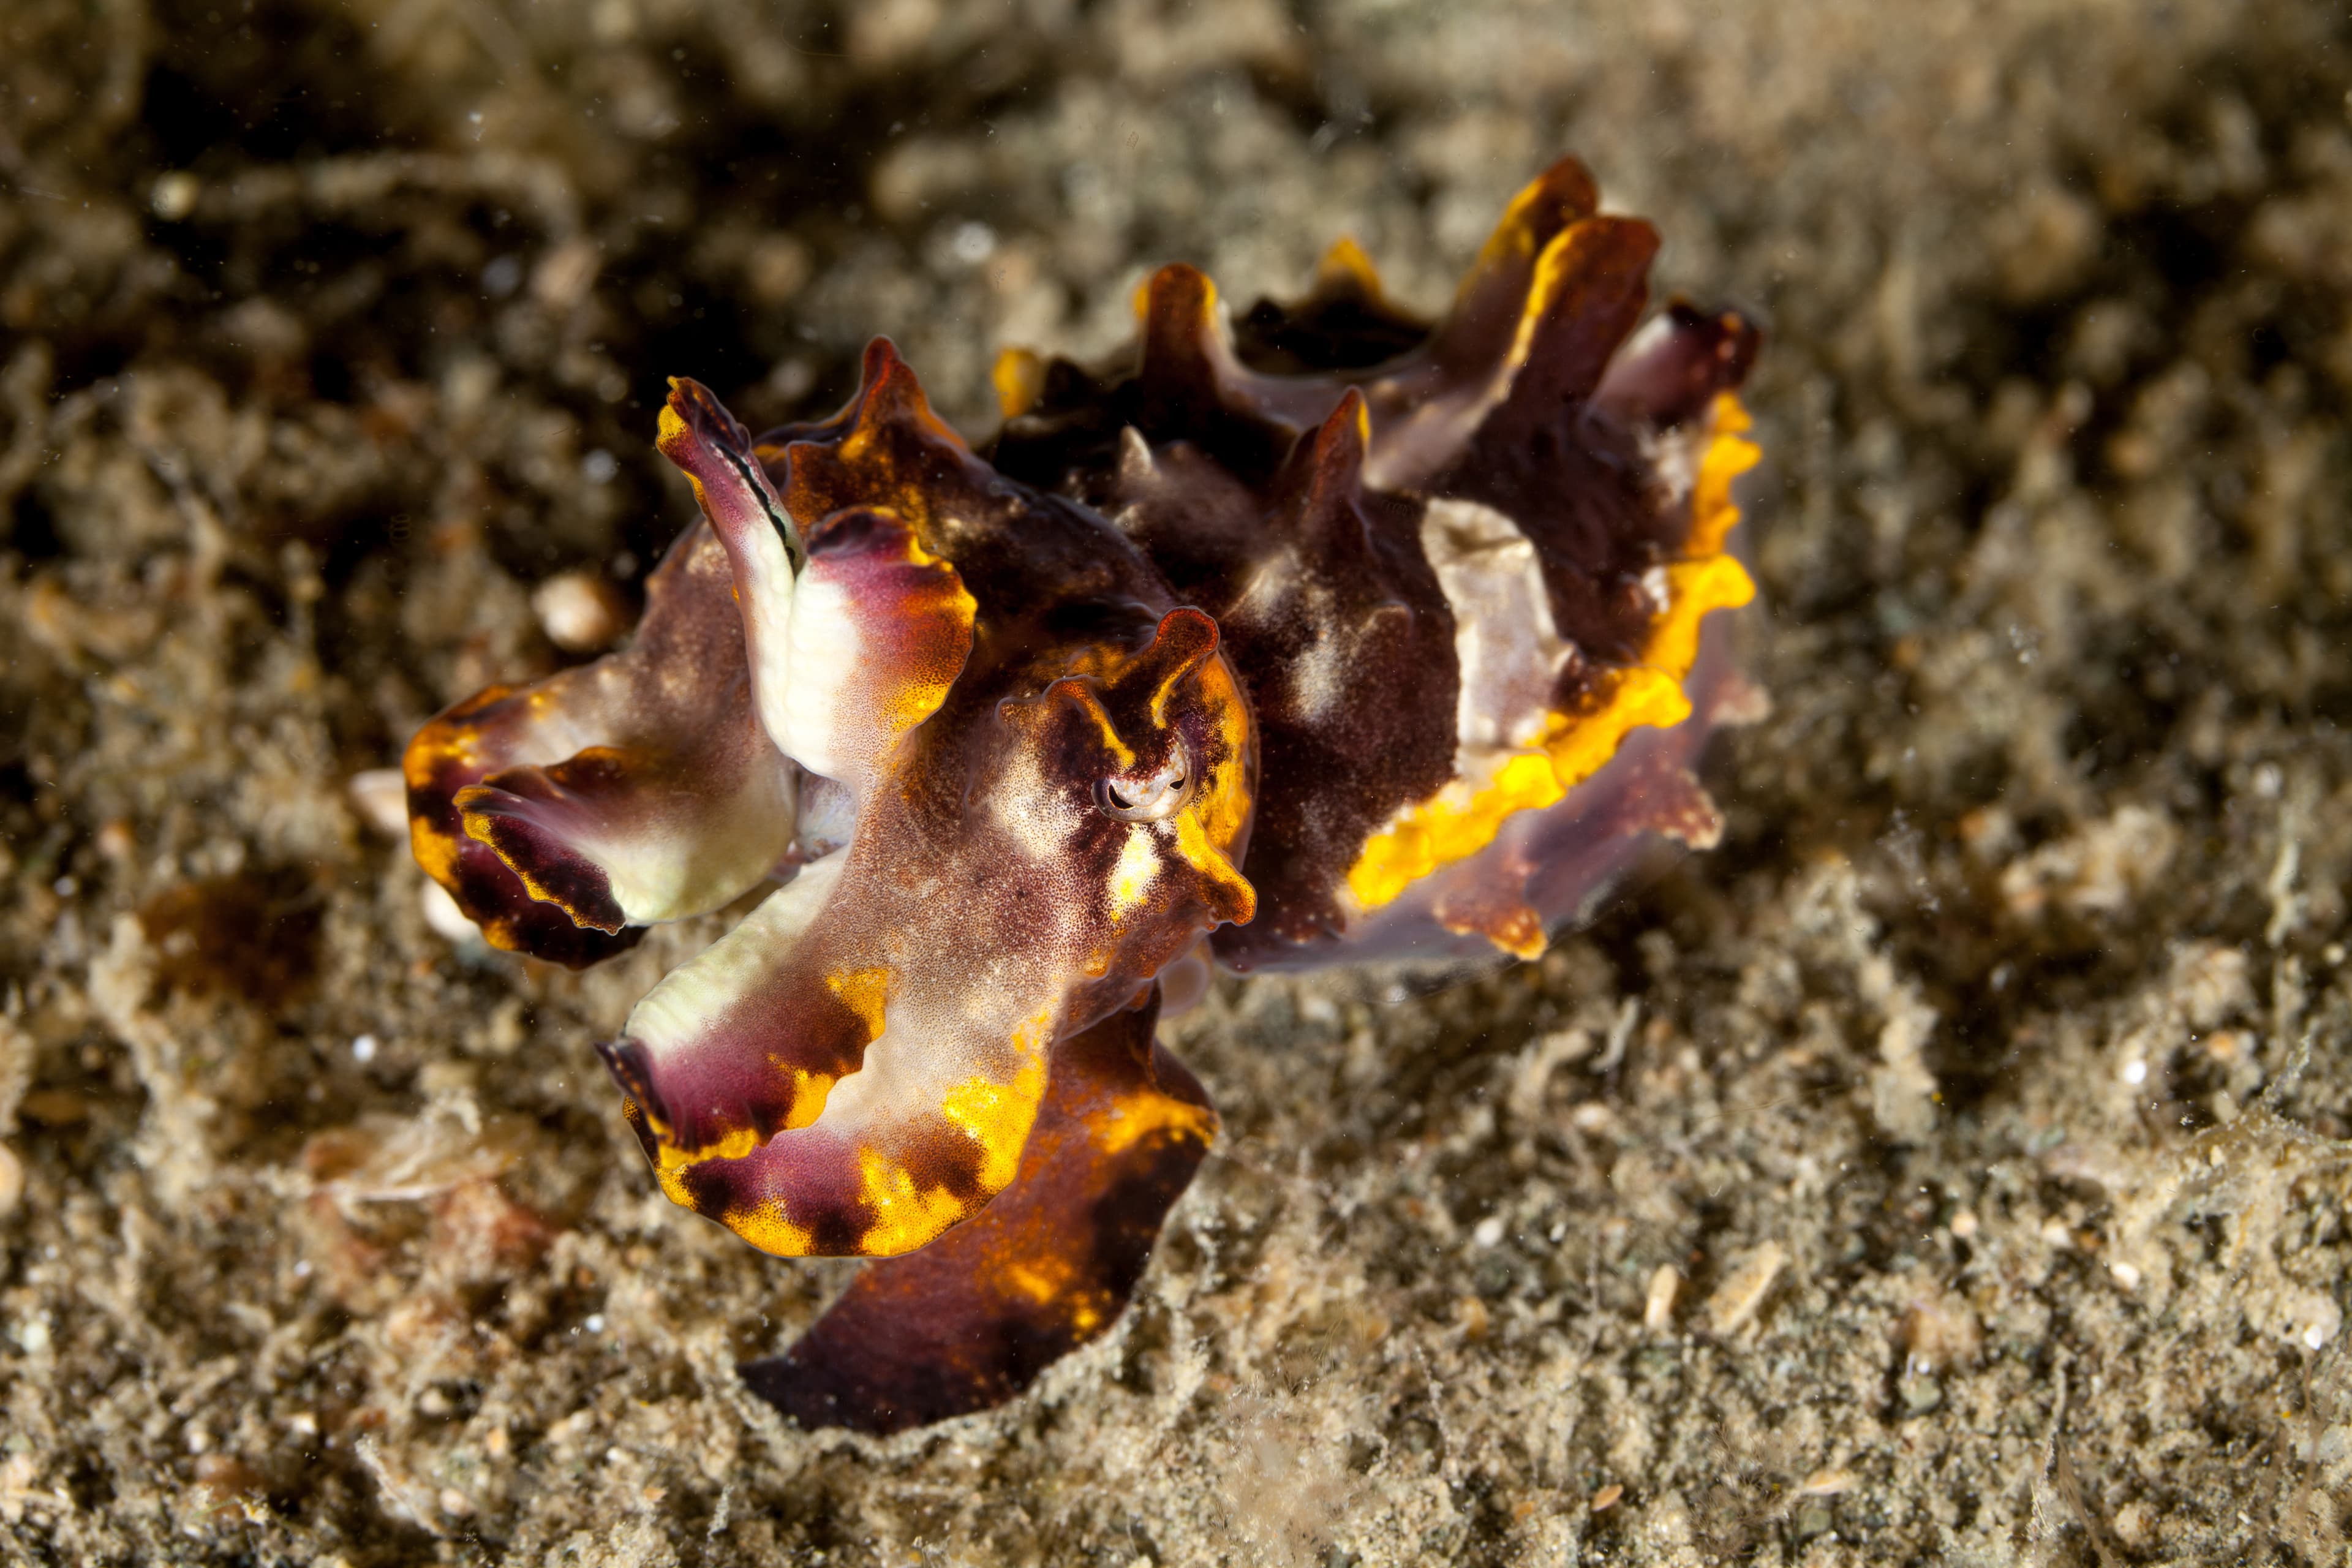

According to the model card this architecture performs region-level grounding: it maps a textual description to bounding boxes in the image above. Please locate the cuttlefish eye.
[1098,744,1191,821]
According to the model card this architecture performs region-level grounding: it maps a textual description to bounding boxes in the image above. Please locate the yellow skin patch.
[848,1006,1052,1254]
[993,347,1046,420]
[1085,1087,1217,1160]
[1313,235,1392,306]
[1065,684,1139,769]
[854,1147,972,1256]
[404,700,500,888]
[1185,654,1255,855]
[940,1054,1049,1194]
[1172,810,1255,922]
[1001,1254,1081,1308]
[1687,391,1761,557]
[777,1066,835,1133]
[875,532,978,740]
[723,1198,815,1258]
[826,967,892,1043]
[653,1122,763,1208]
[1343,395,1757,918]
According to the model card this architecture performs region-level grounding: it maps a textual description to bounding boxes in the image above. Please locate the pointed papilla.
[1491,214,1660,415]
[1308,235,1392,311]
[1135,264,1233,435]
[1596,300,1763,431]
[1271,387,1378,560]
[775,338,984,544]
[1421,157,1602,380]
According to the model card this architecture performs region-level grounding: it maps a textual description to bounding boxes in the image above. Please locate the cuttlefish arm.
[657,375,978,801]
[402,513,797,965]
[599,598,1253,1264]
[741,987,1213,1434]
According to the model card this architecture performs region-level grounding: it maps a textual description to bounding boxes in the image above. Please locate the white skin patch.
[1108,823,1161,915]
[1285,611,1354,726]
[776,569,860,780]
[988,742,1088,863]
[1640,564,1673,617]
[1222,544,1297,628]
[1637,417,1706,508]
[595,763,799,922]
[714,497,802,767]
[1217,551,1357,728]
[1418,497,1575,761]
[625,850,849,1061]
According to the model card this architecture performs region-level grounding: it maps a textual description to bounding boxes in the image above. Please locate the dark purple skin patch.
[403,157,1762,1431]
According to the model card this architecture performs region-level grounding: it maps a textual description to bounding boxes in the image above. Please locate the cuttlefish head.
[519,353,1258,1259]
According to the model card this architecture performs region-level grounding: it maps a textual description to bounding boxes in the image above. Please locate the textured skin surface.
[741,992,1214,1436]
[402,159,1758,1430]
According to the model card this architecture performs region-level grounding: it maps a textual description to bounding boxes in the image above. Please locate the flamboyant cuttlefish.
[404,159,1760,1434]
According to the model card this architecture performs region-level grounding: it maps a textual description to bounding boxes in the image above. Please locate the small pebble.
[96,820,137,862]
[151,170,201,220]
[347,769,410,837]
[352,1034,379,1064]
[1704,1242,1785,1336]
[532,240,600,311]
[192,1452,265,1504]
[532,570,630,652]
[420,880,483,945]
[1643,1264,1680,1333]
[1590,1483,1623,1512]
[1897,1372,1943,1413]
[0,1143,23,1219]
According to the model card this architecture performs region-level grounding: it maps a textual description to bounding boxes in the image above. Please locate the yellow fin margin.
[1343,393,1757,918]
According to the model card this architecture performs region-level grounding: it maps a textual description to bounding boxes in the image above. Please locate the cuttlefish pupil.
[1100,747,1191,821]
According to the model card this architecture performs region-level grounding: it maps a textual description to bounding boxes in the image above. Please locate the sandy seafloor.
[5,0,2352,1562]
